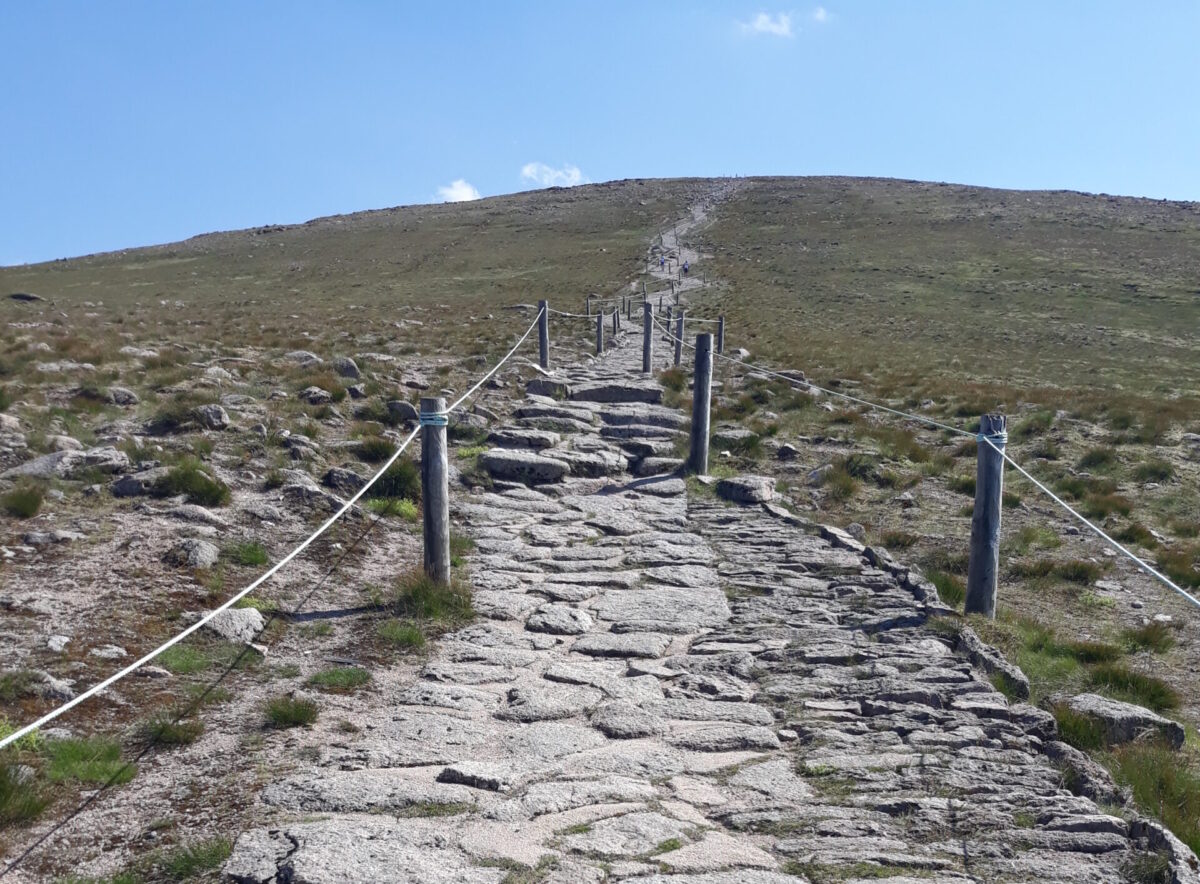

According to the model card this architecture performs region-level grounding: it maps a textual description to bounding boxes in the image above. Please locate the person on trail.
[660,255,665,270]
[683,260,689,275]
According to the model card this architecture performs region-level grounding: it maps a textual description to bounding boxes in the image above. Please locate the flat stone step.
[477,449,568,485]
[569,381,663,404]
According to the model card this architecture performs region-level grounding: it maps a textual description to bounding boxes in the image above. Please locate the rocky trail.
[221,283,1198,882]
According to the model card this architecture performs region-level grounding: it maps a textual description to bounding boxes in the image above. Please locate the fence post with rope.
[642,302,653,373]
[420,397,451,584]
[717,316,725,355]
[537,300,550,370]
[689,333,714,475]
[673,309,685,367]
[966,415,1007,617]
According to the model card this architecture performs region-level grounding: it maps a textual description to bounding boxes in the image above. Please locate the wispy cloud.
[437,179,481,202]
[739,12,794,37]
[520,162,587,189]
[812,6,829,23]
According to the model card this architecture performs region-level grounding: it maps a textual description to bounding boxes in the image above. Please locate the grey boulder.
[1066,693,1185,749]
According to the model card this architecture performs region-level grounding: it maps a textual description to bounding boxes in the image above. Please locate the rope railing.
[0,308,547,753]
[648,311,1199,616]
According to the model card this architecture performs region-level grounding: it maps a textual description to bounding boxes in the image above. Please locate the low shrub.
[378,619,425,650]
[160,837,233,881]
[927,570,965,608]
[1078,447,1118,471]
[392,570,473,624]
[2,480,44,518]
[1082,492,1133,519]
[266,696,319,728]
[139,715,204,746]
[307,667,371,693]
[1133,459,1173,483]
[357,436,394,464]
[1122,621,1176,654]
[227,541,268,567]
[45,735,136,785]
[1088,663,1180,711]
[367,456,420,502]
[1110,741,1200,854]
[153,458,230,507]
[0,761,50,825]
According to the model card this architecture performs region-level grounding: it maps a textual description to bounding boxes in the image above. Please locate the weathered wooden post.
[420,397,451,584]
[688,334,713,475]
[642,280,647,297]
[671,280,677,304]
[658,294,663,314]
[596,312,604,355]
[716,315,725,354]
[673,309,685,367]
[537,300,549,370]
[642,302,653,373]
[965,414,1008,617]
[585,295,592,317]
[626,297,633,321]
[613,309,619,335]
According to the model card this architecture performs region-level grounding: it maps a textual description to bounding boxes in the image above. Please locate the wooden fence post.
[642,302,653,373]
[716,315,725,354]
[965,414,1007,617]
[537,300,549,370]
[586,295,592,317]
[596,312,604,355]
[658,294,663,314]
[688,334,713,475]
[612,309,619,335]
[674,309,685,367]
[420,397,451,584]
[671,280,677,304]
[642,280,647,296]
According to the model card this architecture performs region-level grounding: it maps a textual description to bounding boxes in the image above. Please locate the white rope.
[981,437,1200,611]
[548,308,596,319]
[646,310,1197,611]
[648,313,972,437]
[0,309,545,753]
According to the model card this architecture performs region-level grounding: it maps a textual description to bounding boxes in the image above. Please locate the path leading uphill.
[221,302,1197,882]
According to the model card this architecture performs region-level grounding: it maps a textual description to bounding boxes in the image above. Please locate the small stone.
[89,645,128,660]
[193,607,266,644]
[299,386,332,405]
[1066,693,1185,749]
[347,385,366,400]
[385,400,419,423]
[192,404,230,430]
[322,467,366,497]
[163,538,220,569]
[47,635,70,653]
[332,356,360,379]
[284,350,323,366]
[776,443,799,460]
[526,605,593,636]
[715,475,776,504]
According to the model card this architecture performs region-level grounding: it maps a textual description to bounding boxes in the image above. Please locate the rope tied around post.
[418,411,449,427]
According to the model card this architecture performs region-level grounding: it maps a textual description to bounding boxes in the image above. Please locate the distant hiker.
[683,261,689,275]
[660,255,665,270]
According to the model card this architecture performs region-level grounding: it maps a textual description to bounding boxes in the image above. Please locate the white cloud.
[520,162,587,189]
[812,6,829,23]
[437,179,481,202]
[740,12,793,37]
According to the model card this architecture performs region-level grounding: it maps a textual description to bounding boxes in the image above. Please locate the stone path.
[223,250,1197,883]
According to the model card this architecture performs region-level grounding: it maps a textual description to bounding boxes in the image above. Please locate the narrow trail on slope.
[219,195,1196,883]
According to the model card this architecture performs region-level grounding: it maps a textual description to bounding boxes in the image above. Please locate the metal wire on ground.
[0,308,546,753]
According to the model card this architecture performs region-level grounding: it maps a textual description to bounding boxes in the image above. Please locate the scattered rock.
[192,404,230,430]
[284,350,323,366]
[715,475,776,504]
[193,607,265,644]
[332,356,360,379]
[300,386,332,405]
[163,538,220,569]
[89,645,127,660]
[776,442,799,460]
[106,386,139,406]
[526,604,593,636]
[386,400,419,423]
[1066,693,1185,749]
[322,467,366,496]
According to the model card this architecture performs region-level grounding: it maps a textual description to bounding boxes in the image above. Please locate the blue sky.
[2,1,1198,265]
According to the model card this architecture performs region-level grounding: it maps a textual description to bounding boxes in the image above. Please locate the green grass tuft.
[45,736,136,785]
[265,695,319,728]
[367,456,421,502]
[1088,663,1180,711]
[378,619,426,650]
[227,540,268,566]
[2,480,44,518]
[152,457,230,507]
[307,667,371,693]
[1122,622,1176,654]
[160,837,233,881]
[139,715,204,747]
